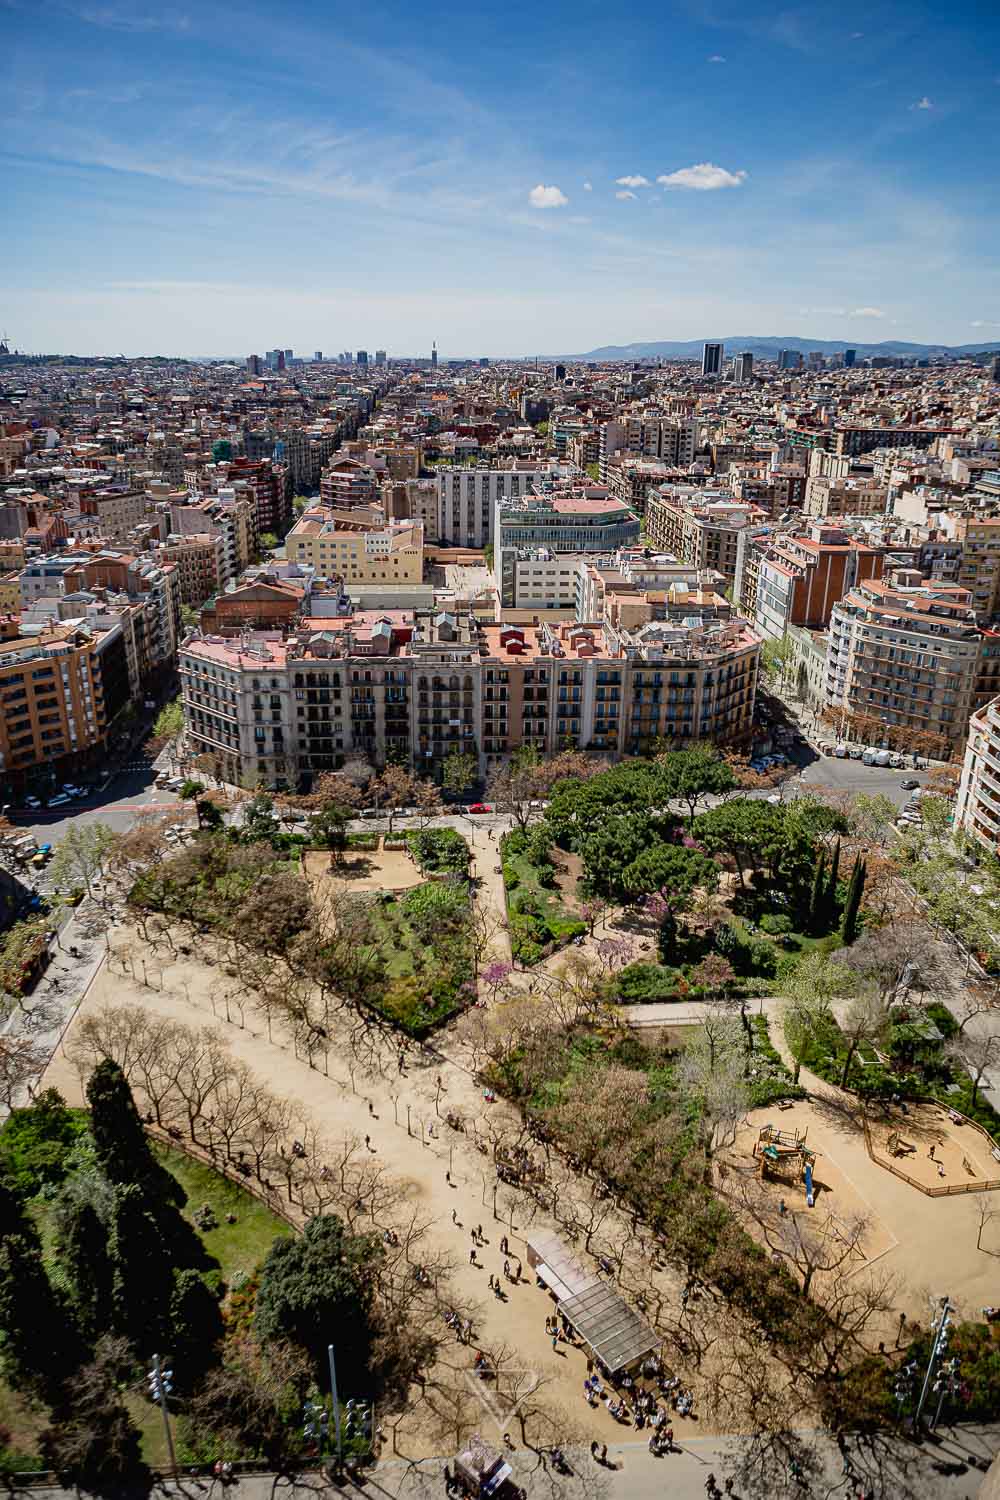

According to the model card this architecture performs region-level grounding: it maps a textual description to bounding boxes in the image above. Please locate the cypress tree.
[86,1060,157,1191]
[825,839,841,926]
[808,849,826,934]
[55,1199,115,1343]
[109,1184,176,1356]
[840,856,866,945]
[0,1230,83,1402]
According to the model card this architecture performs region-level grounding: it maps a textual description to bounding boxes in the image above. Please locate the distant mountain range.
[563,336,1000,361]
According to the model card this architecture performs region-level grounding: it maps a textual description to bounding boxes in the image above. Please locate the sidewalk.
[15,1423,998,1499]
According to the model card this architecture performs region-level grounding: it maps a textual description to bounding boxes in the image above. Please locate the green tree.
[48,822,115,900]
[41,1339,151,1500]
[179,603,199,630]
[578,813,658,900]
[153,698,184,740]
[441,750,477,799]
[850,793,897,846]
[191,1336,312,1467]
[761,633,795,689]
[254,1214,381,1389]
[85,1061,177,1203]
[212,439,233,463]
[259,532,279,552]
[54,1199,114,1343]
[825,839,841,924]
[109,1184,177,1355]
[0,1089,87,1196]
[0,1227,83,1401]
[621,842,719,909]
[840,856,866,945]
[694,798,785,888]
[170,1269,224,1392]
[655,747,736,825]
[808,849,827,935]
[585,462,600,482]
[311,802,349,866]
[241,793,281,846]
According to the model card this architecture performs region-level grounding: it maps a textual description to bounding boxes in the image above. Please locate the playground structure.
[753,1124,819,1206]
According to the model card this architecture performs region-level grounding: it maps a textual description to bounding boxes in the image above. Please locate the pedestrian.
[470,1249,477,1266]
[929,1143,936,1160]
[552,1334,558,1351]
[476,1223,483,1240]
[452,1208,458,1224]
[504,1259,511,1280]
[368,1098,375,1116]
[590,1440,598,1459]
[446,1169,452,1184]
[364,1134,371,1149]
[600,1443,607,1463]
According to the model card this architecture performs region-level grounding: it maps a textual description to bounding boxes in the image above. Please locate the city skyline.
[4,0,999,354]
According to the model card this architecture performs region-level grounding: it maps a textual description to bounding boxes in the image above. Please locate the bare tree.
[0,1035,47,1109]
[946,1030,1000,1107]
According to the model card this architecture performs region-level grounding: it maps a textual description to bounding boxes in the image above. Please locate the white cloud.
[708,54,726,62]
[848,306,885,319]
[850,31,864,39]
[657,163,747,191]
[582,181,593,191]
[912,96,933,110]
[528,183,568,208]
[616,174,650,188]
[971,320,1000,328]
[615,190,637,201]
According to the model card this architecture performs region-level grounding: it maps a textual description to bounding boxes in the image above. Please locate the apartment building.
[645,488,760,582]
[0,619,130,785]
[802,476,888,518]
[599,415,697,481]
[319,457,380,508]
[604,457,680,514]
[435,463,545,549]
[736,523,886,641]
[159,532,226,608]
[833,427,949,458]
[286,508,423,584]
[495,490,640,608]
[78,487,153,541]
[938,514,1000,616]
[956,694,1000,852]
[825,573,982,753]
[224,458,292,536]
[61,552,181,670]
[179,605,759,788]
[168,490,259,584]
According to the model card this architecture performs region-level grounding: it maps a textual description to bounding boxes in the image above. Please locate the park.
[2,749,1000,1495]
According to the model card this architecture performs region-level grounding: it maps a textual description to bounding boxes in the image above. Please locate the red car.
[466,803,493,814]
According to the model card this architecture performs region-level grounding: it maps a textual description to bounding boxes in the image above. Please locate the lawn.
[363,881,476,1033]
[501,829,586,964]
[155,1142,293,1284]
[0,1120,292,1471]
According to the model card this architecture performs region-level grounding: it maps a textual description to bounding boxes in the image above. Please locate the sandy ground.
[42,928,698,1456]
[721,1091,1000,1325]
[303,843,425,895]
[867,1101,1000,1191]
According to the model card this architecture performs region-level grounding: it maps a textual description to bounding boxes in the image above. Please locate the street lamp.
[147,1354,177,1475]
[913,1296,952,1433]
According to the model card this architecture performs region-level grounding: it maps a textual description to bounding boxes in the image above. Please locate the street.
[12,1422,998,1500]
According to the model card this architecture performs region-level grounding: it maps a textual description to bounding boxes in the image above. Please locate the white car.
[24,795,41,809]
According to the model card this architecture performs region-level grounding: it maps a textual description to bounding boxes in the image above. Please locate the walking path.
[14,1422,1000,1500]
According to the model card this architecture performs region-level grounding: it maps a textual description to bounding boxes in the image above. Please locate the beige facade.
[645,490,758,581]
[287,509,423,583]
[160,533,226,608]
[957,696,1000,853]
[803,476,888,517]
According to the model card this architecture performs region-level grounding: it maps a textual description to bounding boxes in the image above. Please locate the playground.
[724,1108,898,1281]
[865,1101,1000,1196]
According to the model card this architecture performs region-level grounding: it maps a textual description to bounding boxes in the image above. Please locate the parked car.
[874,750,892,767]
[900,778,920,791]
[46,794,71,808]
[834,744,848,758]
[848,746,863,760]
[23,795,41,808]
[467,803,493,814]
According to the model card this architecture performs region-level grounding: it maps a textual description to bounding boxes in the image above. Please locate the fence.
[863,1112,1000,1198]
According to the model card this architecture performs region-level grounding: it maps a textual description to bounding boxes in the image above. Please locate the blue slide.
[804,1160,815,1207]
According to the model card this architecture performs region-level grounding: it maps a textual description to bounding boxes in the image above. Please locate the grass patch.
[362,881,475,1034]
[154,1143,293,1284]
[501,829,585,964]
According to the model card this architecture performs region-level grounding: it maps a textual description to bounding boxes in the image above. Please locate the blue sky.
[3,0,999,356]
